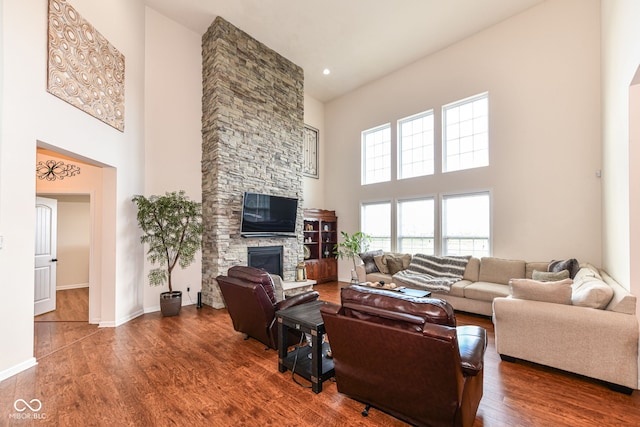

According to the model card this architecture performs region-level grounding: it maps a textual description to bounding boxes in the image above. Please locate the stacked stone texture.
[201,17,305,308]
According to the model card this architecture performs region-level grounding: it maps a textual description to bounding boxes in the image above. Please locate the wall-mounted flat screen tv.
[240,192,298,237]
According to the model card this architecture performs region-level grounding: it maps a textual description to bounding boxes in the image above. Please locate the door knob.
[51,258,58,262]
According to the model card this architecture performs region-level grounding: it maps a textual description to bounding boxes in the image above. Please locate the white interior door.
[35,197,58,316]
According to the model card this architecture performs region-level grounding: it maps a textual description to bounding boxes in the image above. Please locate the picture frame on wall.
[303,125,319,178]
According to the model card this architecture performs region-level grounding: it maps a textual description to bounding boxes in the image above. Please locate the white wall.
[324,0,602,281]
[0,0,146,379]
[143,8,203,310]
[54,196,91,289]
[600,0,640,389]
[601,0,640,293]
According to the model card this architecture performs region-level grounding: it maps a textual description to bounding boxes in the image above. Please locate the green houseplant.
[132,191,203,316]
[334,231,372,284]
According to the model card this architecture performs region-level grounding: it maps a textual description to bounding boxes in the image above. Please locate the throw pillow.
[532,269,570,282]
[387,258,405,275]
[548,258,580,279]
[359,249,384,274]
[509,278,573,305]
[373,255,388,274]
[572,279,614,309]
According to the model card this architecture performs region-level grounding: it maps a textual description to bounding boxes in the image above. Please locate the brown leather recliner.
[216,266,319,349]
[320,285,487,427]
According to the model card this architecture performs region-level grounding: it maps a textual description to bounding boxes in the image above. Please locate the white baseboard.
[0,357,37,382]
[56,283,89,291]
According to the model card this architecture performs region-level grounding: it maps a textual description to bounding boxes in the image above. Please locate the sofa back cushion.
[479,257,526,285]
[463,257,480,282]
[509,278,573,305]
[340,285,456,332]
[601,270,637,314]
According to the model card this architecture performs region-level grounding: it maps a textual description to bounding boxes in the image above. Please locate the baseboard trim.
[0,357,37,382]
[56,283,89,291]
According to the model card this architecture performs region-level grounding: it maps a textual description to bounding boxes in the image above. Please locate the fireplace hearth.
[247,246,284,278]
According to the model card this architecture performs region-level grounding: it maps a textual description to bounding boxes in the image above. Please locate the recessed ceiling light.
[323,68,331,76]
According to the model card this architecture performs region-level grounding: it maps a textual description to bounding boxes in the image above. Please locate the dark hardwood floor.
[1,282,638,426]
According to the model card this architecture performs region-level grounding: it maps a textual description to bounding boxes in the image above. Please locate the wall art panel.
[47,0,125,131]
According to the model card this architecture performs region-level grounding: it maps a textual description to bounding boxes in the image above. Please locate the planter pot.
[160,291,182,317]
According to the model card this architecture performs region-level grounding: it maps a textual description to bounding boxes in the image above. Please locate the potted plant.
[333,231,372,284]
[132,191,203,316]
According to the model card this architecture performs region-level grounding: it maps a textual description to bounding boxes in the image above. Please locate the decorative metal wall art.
[36,160,81,181]
[303,125,319,178]
[47,0,125,131]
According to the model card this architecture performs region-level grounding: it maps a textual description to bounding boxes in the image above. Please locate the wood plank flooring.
[1,282,638,426]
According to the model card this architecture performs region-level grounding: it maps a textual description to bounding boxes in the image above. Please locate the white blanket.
[393,254,470,293]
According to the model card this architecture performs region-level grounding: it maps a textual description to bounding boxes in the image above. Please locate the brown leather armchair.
[320,285,487,427]
[216,266,319,349]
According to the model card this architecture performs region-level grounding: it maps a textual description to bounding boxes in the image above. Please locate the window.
[361,201,391,252]
[443,93,489,173]
[397,198,434,254]
[398,111,434,179]
[362,124,391,185]
[442,192,490,257]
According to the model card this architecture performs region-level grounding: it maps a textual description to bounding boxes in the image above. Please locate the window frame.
[361,123,392,185]
[360,200,392,252]
[396,196,436,255]
[440,190,492,257]
[397,110,435,180]
[442,92,489,173]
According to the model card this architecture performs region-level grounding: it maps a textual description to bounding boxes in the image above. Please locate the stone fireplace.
[201,17,305,308]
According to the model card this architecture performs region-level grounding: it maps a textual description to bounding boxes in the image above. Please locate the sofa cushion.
[449,280,471,298]
[359,249,384,274]
[388,257,405,275]
[463,257,480,282]
[478,257,526,285]
[509,278,573,305]
[549,258,580,279]
[571,268,614,309]
[374,253,411,274]
[526,262,550,279]
[532,269,570,282]
[572,279,614,309]
[463,281,510,302]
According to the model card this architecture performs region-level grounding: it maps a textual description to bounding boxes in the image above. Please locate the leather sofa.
[321,285,487,427]
[216,266,319,349]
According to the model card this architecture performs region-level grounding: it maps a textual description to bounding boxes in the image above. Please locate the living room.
[1,0,640,421]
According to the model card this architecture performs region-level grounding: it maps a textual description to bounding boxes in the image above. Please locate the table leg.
[277,318,287,373]
[310,330,322,393]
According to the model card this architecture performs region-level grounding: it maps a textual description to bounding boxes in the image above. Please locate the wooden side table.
[277,300,337,393]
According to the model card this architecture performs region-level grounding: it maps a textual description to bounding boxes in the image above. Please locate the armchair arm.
[355,264,367,283]
[456,325,487,377]
[275,290,320,311]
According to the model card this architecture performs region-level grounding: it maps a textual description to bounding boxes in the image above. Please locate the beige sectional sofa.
[493,265,638,393]
[356,254,549,316]
[356,253,639,392]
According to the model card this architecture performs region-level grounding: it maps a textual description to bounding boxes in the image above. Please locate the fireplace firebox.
[247,246,284,278]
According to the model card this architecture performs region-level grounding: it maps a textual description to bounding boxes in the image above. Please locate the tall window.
[442,192,490,257]
[362,124,391,185]
[443,93,489,173]
[361,201,391,252]
[397,198,434,254]
[398,111,434,179]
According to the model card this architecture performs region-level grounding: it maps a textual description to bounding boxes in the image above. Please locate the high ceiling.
[144,0,545,102]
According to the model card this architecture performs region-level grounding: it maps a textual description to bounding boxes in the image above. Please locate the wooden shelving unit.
[303,209,337,283]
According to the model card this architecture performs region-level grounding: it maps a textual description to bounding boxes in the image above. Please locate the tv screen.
[240,192,298,237]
